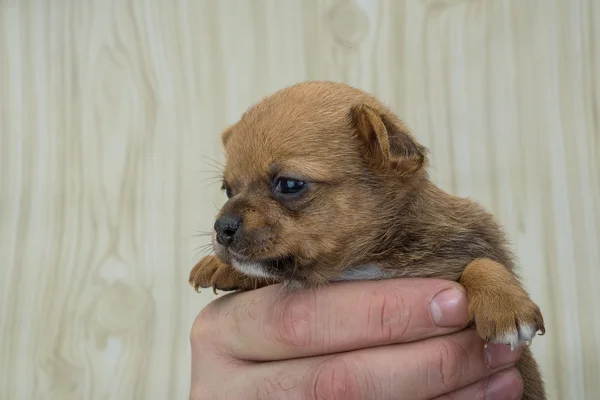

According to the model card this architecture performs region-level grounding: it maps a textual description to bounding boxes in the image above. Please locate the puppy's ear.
[350,104,427,177]
[221,125,235,147]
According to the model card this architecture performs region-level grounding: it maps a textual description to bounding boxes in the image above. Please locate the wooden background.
[1,0,598,398]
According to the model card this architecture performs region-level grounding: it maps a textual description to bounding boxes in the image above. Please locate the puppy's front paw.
[470,291,545,350]
[460,259,546,350]
[190,255,269,293]
[189,255,239,294]
[189,255,219,292]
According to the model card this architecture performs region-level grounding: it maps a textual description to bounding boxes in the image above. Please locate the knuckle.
[309,358,364,400]
[472,382,487,400]
[189,302,220,348]
[268,292,316,349]
[428,337,470,390]
[255,371,299,399]
[366,286,410,342]
[189,387,213,400]
[433,380,486,400]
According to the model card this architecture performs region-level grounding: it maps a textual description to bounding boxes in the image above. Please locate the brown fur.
[189,81,546,399]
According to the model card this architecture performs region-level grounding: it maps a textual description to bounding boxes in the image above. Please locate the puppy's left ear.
[221,125,235,147]
[351,104,427,177]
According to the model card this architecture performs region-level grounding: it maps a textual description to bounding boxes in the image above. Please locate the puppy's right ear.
[350,104,427,177]
[221,125,235,147]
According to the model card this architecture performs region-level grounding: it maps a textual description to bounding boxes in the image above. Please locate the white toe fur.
[490,322,539,350]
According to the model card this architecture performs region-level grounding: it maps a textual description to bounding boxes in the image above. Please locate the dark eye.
[275,178,306,195]
[222,184,233,199]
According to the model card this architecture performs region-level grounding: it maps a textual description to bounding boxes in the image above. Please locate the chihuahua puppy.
[190,81,546,399]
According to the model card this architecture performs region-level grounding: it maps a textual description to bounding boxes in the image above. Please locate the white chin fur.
[231,258,271,279]
[333,264,393,281]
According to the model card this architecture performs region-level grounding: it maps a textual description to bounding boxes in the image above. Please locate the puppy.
[190,81,546,399]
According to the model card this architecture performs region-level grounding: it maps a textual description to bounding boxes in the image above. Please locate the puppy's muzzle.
[214,214,242,247]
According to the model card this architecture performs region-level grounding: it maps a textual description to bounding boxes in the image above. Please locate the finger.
[238,330,522,400]
[196,278,470,361]
[432,368,523,400]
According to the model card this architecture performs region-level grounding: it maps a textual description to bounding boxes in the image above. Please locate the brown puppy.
[190,81,546,399]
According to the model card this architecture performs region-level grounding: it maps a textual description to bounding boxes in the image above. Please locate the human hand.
[189,279,524,399]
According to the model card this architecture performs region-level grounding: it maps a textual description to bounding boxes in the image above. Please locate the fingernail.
[430,288,469,327]
[485,343,521,369]
[486,369,523,400]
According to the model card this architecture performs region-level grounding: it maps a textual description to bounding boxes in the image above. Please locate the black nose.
[214,214,242,246]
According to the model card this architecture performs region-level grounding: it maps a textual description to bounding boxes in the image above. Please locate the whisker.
[276,280,288,297]
[193,249,213,260]
[197,173,223,181]
[202,180,224,190]
[198,175,224,186]
[193,244,213,254]
[200,155,225,169]
[192,232,213,238]
[196,169,224,174]
[199,158,225,175]
[288,257,299,289]
[191,243,214,258]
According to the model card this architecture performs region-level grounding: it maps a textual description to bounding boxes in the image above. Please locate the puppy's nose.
[214,214,242,247]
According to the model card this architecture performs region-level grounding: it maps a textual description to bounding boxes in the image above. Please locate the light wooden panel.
[1,0,598,399]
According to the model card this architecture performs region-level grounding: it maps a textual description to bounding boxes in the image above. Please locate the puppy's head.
[211,81,428,288]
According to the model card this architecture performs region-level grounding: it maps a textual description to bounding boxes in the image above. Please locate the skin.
[190,279,524,400]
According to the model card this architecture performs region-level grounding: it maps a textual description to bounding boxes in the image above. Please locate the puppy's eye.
[221,183,233,199]
[275,178,306,195]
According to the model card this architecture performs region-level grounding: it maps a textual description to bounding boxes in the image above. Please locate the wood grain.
[1,0,598,398]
